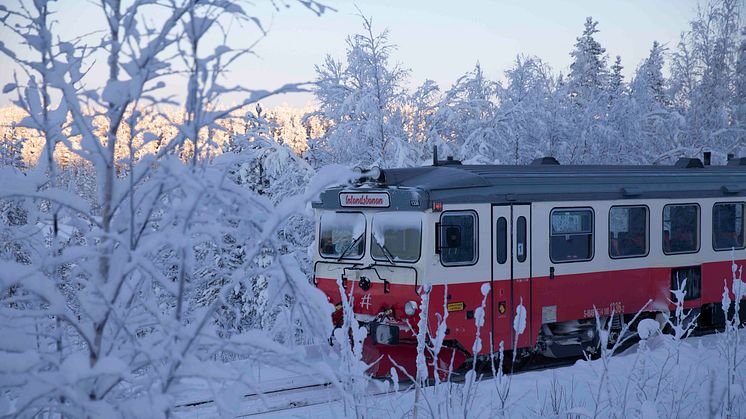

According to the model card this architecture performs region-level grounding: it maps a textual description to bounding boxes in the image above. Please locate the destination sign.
[339,192,390,207]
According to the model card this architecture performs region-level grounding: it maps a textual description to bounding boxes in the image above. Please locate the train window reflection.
[372,212,422,263]
[319,212,366,259]
[609,206,649,258]
[550,208,593,263]
[713,202,745,251]
[440,212,477,266]
[663,204,700,254]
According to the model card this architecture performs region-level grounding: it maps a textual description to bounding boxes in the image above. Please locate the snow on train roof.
[378,159,746,203]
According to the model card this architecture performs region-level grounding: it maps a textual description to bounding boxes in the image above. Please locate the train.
[312,152,746,378]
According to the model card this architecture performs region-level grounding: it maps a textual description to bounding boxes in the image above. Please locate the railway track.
[177,327,732,417]
[174,354,582,417]
[174,380,393,418]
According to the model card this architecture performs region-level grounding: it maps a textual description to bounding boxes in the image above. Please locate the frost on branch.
[0,0,339,417]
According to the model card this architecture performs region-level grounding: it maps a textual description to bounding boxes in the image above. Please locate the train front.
[311,180,447,378]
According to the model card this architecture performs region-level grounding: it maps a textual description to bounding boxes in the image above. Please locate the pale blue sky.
[0,0,701,108]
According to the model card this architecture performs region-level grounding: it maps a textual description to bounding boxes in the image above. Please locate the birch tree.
[0,1,349,417]
[312,14,412,168]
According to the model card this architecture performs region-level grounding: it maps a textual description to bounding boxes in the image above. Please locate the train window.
[496,217,507,264]
[440,211,478,266]
[609,206,649,259]
[550,208,593,263]
[713,202,745,251]
[662,204,700,254]
[319,212,366,259]
[516,216,527,263]
[371,212,422,263]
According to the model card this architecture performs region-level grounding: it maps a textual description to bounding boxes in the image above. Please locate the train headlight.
[404,300,418,316]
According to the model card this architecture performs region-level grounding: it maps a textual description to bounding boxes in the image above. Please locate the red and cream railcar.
[312,156,746,377]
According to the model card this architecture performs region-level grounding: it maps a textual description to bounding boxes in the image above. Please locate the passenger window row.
[550,202,745,264]
[438,202,745,267]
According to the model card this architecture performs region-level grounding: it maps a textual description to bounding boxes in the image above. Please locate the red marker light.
[433,201,443,212]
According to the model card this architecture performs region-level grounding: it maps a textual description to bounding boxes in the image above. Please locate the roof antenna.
[432,145,439,166]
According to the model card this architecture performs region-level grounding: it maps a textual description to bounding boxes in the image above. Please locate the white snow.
[513,299,527,335]
[173,329,746,418]
[637,318,660,340]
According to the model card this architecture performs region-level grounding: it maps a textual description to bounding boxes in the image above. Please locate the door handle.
[549,266,555,279]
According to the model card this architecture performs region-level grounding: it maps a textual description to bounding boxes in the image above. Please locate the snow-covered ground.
[178,328,746,418]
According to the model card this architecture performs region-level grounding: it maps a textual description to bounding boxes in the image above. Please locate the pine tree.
[562,17,610,163]
[632,42,667,106]
[608,55,625,99]
[568,17,608,99]
[626,42,678,164]
[603,55,634,163]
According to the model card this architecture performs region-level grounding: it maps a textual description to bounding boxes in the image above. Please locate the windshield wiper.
[337,233,364,261]
[374,236,397,266]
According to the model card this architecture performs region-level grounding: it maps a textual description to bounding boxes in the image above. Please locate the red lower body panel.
[363,338,467,379]
[316,258,746,378]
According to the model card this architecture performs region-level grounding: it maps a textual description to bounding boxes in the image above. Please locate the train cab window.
[371,212,423,263]
[663,204,700,254]
[496,217,508,264]
[319,212,366,259]
[440,211,477,266]
[516,216,527,263]
[609,206,649,258]
[713,202,745,251]
[550,208,593,263]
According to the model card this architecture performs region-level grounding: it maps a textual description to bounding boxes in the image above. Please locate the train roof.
[314,157,746,210]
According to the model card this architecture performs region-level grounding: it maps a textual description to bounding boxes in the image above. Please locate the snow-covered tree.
[498,55,556,163]
[623,42,679,164]
[0,1,346,417]
[732,28,746,156]
[602,55,636,163]
[404,79,441,164]
[0,123,25,170]
[561,17,611,163]
[669,0,742,162]
[632,42,667,106]
[270,105,314,155]
[608,55,625,99]
[568,17,609,100]
[428,63,502,163]
[311,14,412,168]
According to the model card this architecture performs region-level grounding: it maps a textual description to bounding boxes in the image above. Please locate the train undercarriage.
[336,299,746,380]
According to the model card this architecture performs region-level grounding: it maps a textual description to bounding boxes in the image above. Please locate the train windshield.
[372,212,422,263]
[319,212,366,259]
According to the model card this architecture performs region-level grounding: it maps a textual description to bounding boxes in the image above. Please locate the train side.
[312,159,746,377]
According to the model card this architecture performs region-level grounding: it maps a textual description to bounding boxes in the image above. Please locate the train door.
[512,205,531,348]
[491,205,532,351]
